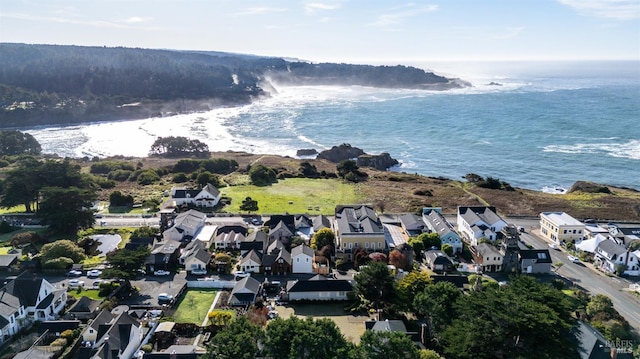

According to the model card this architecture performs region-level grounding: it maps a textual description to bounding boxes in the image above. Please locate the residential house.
[457,206,507,246]
[473,243,504,272]
[576,234,608,254]
[584,223,611,240]
[575,321,634,359]
[268,218,295,245]
[76,310,143,359]
[170,183,221,208]
[291,244,315,274]
[383,223,408,251]
[283,275,353,301]
[261,240,292,275]
[0,252,19,272]
[594,239,639,276]
[295,214,314,241]
[334,205,385,261]
[214,224,247,250]
[0,290,24,344]
[2,273,66,323]
[519,249,553,274]
[238,250,262,274]
[608,224,640,248]
[399,213,425,237]
[312,215,331,233]
[228,277,262,307]
[64,296,101,320]
[239,230,268,257]
[180,240,211,274]
[424,250,454,273]
[163,209,207,242]
[145,239,181,273]
[539,212,584,244]
[422,207,463,254]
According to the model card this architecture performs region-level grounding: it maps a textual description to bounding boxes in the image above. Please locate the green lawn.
[67,289,104,300]
[221,178,362,215]
[172,289,218,324]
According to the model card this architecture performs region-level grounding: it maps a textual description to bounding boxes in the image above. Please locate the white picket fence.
[187,279,235,289]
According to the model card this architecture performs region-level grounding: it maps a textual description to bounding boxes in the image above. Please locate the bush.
[172,172,188,183]
[50,338,67,347]
[60,329,75,340]
[10,231,43,247]
[43,257,74,269]
[137,170,160,185]
[108,169,132,181]
[173,159,201,173]
[0,221,14,234]
[110,191,134,207]
[141,344,153,353]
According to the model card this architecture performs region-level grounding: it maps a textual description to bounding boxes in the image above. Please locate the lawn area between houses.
[274,302,370,344]
[172,289,218,325]
[221,178,362,215]
[67,289,104,301]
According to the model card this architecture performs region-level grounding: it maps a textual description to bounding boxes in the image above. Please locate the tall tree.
[310,228,335,251]
[39,186,96,234]
[353,261,397,313]
[0,130,41,156]
[412,281,461,342]
[356,330,420,359]
[103,247,151,280]
[205,316,263,359]
[239,196,259,213]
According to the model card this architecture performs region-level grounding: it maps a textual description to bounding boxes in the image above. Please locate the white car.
[157,293,174,302]
[67,270,82,277]
[190,269,207,276]
[568,255,580,263]
[548,243,559,250]
[68,279,85,288]
[154,270,170,276]
[233,271,250,279]
[87,269,102,278]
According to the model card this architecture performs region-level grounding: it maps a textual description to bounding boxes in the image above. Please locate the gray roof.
[596,239,627,259]
[172,209,206,233]
[291,244,315,258]
[88,310,140,357]
[0,254,18,268]
[335,205,383,235]
[459,206,504,226]
[575,321,634,359]
[3,272,46,307]
[371,319,407,333]
[239,249,262,266]
[295,214,313,229]
[67,296,101,314]
[200,183,220,199]
[269,220,295,237]
[312,215,331,231]
[231,276,261,296]
[519,249,552,263]
[423,209,459,239]
[424,250,453,265]
[399,214,424,231]
[476,243,502,257]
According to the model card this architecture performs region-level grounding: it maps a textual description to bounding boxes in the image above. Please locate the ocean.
[24,60,640,192]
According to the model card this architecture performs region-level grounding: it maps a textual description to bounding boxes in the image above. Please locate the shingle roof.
[335,205,383,235]
[286,275,353,293]
[4,273,44,307]
[68,296,101,314]
[519,249,552,263]
[596,239,627,259]
[371,319,407,333]
[0,254,18,268]
[312,215,331,231]
[292,244,315,258]
[423,209,459,239]
[459,206,503,226]
[540,212,584,226]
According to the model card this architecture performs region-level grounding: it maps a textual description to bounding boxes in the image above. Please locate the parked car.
[233,271,250,279]
[190,269,207,276]
[92,280,104,287]
[548,243,559,250]
[568,255,580,263]
[67,270,82,277]
[68,279,85,288]
[158,293,174,302]
[154,270,170,276]
[251,217,263,225]
[87,269,102,278]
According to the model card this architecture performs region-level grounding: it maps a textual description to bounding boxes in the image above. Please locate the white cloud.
[235,7,287,16]
[0,12,157,30]
[304,2,342,14]
[368,4,438,28]
[558,0,640,20]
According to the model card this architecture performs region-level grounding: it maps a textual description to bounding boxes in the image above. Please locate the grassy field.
[172,289,218,325]
[220,178,362,215]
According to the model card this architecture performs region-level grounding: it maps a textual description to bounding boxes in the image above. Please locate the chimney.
[102,336,110,359]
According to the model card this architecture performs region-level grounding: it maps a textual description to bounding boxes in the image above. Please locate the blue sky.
[1,0,639,63]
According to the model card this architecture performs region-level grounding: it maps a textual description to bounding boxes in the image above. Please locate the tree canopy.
[353,261,397,312]
[0,130,41,156]
[40,239,86,265]
[205,316,263,359]
[39,186,97,234]
[248,164,277,186]
[103,247,151,280]
[149,136,210,158]
[239,197,259,213]
[310,228,335,251]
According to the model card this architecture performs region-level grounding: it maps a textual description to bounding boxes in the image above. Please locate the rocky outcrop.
[356,153,399,171]
[317,144,365,163]
[568,181,612,194]
[296,149,318,156]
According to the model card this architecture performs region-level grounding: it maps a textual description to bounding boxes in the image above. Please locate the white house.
[291,244,315,274]
[539,212,584,244]
[457,206,508,246]
[180,240,211,274]
[238,250,262,274]
[170,183,221,208]
[473,243,504,272]
[214,224,247,250]
[0,273,67,344]
[594,239,639,276]
[284,275,353,301]
[163,209,207,242]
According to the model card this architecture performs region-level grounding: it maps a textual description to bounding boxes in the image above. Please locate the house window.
[365,242,370,248]
[378,242,382,248]
[349,243,353,249]
[297,258,299,262]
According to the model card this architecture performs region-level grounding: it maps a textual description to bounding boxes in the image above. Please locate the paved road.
[511,218,640,331]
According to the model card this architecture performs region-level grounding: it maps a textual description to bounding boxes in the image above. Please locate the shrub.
[141,344,153,353]
[0,221,14,234]
[10,231,43,247]
[172,172,188,183]
[43,257,74,269]
[50,338,67,347]
[137,170,160,185]
[60,329,75,340]
[173,159,201,173]
[108,169,132,181]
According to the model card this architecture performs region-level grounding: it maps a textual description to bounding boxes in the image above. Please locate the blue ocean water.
[26,60,640,192]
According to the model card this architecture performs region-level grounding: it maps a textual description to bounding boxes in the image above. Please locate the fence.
[187,279,235,289]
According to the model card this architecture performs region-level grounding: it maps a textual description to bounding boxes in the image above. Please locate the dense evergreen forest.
[0,43,464,128]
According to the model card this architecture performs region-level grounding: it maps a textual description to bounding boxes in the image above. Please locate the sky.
[1,0,639,64]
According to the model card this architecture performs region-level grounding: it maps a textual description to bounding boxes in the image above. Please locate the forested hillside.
[0,43,465,128]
